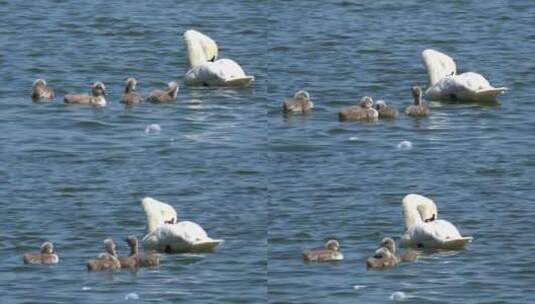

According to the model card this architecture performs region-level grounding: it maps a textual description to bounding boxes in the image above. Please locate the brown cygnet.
[366,237,418,269]
[125,235,160,267]
[121,78,144,106]
[338,96,379,121]
[146,81,179,103]
[375,100,399,119]
[87,238,121,271]
[405,86,430,117]
[283,90,314,114]
[303,239,344,262]
[31,79,54,102]
[366,237,400,269]
[23,241,59,265]
[117,237,139,271]
[64,82,107,107]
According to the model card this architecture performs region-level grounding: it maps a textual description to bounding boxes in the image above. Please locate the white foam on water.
[81,286,91,291]
[390,291,408,301]
[125,292,139,300]
[349,136,359,141]
[353,285,367,290]
[145,124,162,134]
[397,140,413,150]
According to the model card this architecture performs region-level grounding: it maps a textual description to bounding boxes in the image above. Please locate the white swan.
[422,49,507,103]
[183,29,254,87]
[400,194,473,249]
[141,197,223,253]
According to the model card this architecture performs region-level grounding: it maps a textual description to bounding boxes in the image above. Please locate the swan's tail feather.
[440,236,473,249]
[223,76,255,87]
[473,87,507,102]
[422,49,457,87]
[190,239,224,252]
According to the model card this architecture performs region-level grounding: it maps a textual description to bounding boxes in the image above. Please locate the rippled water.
[2,0,535,303]
[0,1,267,303]
[267,1,535,304]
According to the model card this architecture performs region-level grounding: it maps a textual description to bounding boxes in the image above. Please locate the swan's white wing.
[142,221,223,253]
[183,29,218,67]
[184,59,254,87]
[401,220,472,249]
[432,219,462,240]
[422,49,457,87]
[424,72,507,103]
[142,197,178,234]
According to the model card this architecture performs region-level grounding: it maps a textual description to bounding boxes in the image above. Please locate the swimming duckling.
[87,238,121,271]
[338,96,379,121]
[64,82,107,107]
[117,237,139,270]
[121,78,144,106]
[23,241,59,265]
[405,86,430,117]
[303,239,344,262]
[126,235,160,267]
[283,90,314,113]
[375,100,399,119]
[31,79,54,102]
[147,81,179,103]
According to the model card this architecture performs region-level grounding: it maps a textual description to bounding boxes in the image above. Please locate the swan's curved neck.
[143,197,179,234]
[184,30,218,67]
[403,200,424,229]
[402,195,438,229]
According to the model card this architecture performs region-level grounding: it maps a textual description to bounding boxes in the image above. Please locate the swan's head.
[375,100,387,110]
[293,90,310,101]
[183,29,218,67]
[125,78,137,92]
[325,239,340,251]
[103,238,117,255]
[359,96,374,109]
[366,247,395,269]
[92,82,107,97]
[380,237,396,254]
[411,86,422,105]
[33,79,47,89]
[40,241,54,254]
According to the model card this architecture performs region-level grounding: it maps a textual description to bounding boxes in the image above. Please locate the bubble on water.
[353,285,367,290]
[349,136,359,141]
[125,292,139,300]
[397,140,413,150]
[81,286,91,291]
[145,124,161,134]
[390,291,408,301]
